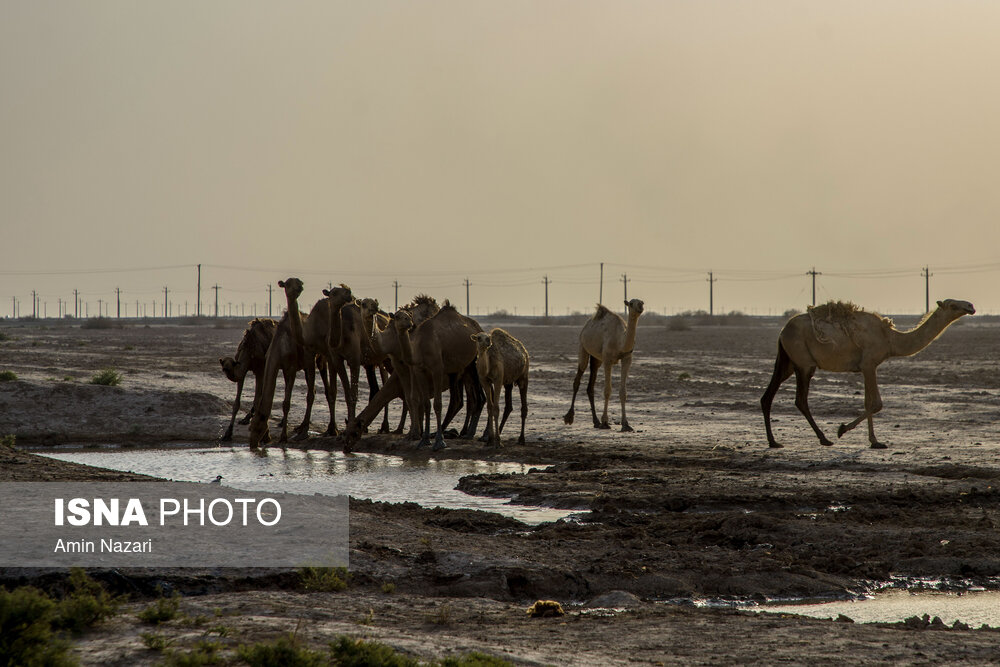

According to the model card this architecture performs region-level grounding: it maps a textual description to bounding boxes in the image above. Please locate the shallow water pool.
[36,446,581,525]
[758,589,1000,626]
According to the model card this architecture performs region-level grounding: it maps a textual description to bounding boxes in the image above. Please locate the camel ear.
[937,300,944,308]
[278,280,285,288]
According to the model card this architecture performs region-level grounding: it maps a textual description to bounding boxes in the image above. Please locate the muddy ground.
[2,313,1000,664]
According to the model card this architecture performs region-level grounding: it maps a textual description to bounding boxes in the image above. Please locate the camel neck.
[888,308,958,358]
[622,312,641,354]
[286,298,304,347]
[396,325,415,366]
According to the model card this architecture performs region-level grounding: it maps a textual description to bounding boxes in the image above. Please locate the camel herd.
[218,277,974,451]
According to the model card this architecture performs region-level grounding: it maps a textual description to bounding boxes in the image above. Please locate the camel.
[760,298,975,449]
[564,299,645,432]
[393,301,484,450]
[294,284,355,438]
[359,297,405,434]
[219,317,276,441]
[471,328,529,446]
[248,278,310,448]
[343,295,441,445]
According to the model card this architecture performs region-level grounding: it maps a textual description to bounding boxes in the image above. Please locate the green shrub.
[0,587,75,667]
[141,632,170,652]
[0,434,14,449]
[162,640,223,667]
[138,593,181,625]
[328,635,419,667]
[0,370,17,382]
[51,568,120,635]
[89,368,122,386]
[0,331,10,341]
[298,566,349,592]
[237,635,327,667]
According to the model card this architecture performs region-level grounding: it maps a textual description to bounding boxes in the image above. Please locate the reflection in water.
[37,446,579,525]
[759,589,1000,626]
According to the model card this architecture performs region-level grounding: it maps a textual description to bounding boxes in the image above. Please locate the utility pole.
[11,296,15,318]
[708,272,718,316]
[463,278,471,316]
[393,281,400,311]
[164,286,169,318]
[58,298,62,318]
[922,266,932,313]
[542,275,551,318]
[807,267,822,306]
[620,273,630,306]
[599,263,604,304]
[213,284,221,317]
[98,298,103,317]
[74,289,79,318]
[267,283,273,317]
[116,287,121,318]
[196,264,202,317]
[31,291,36,318]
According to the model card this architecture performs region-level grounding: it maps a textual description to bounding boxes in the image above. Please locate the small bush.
[666,317,691,332]
[0,586,74,667]
[298,566,349,592]
[138,593,181,625]
[0,370,17,382]
[328,635,419,667]
[440,653,515,667]
[0,331,9,341]
[162,640,223,667]
[141,632,171,652]
[52,568,120,634]
[0,434,14,448]
[238,635,327,667]
[89,368,122,386]
[381,581,397,594]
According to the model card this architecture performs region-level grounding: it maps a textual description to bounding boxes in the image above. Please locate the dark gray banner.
[0,482,348,567]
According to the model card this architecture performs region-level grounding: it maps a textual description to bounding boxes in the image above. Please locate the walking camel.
[471,328,529,446]
[760,298,975,449]
[564,299,645,432]
[219,317,276,441]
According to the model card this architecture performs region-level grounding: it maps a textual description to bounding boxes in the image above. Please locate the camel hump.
[807,300,861,322]
[593,304,611,320]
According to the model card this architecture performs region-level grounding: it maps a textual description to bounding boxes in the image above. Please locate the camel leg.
[348,361,361,426]
[432,378,448,451]
[222,376,245,441]
[598,362,613,429]
[240,370,263,425]
[793,366,833,446]
[293,361,317,441]
[485,379,500,447]
[497,384,514,437]
[837,367,885,448]
[441,373,464,434]
[760,343,794,448]
[563,348,588,425]
[324,359,349,437]
[369,365,391,434]
[279,367,296,444]
[463,365,485,439]
[586,356,603,428]
[619,353,633,432]
[516,377,528,445]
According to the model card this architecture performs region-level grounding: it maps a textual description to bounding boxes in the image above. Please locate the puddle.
[34,446,581,526]
[756,590,1000,626]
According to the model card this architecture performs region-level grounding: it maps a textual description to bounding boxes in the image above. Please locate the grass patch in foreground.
[0,370,17,382]
[89,368,122,386]
[0,569,121,667]
[298,566,349,592]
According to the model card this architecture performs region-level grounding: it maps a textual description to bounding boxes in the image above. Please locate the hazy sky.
[3,1,1000,318]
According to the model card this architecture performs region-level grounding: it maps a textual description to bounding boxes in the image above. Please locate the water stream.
[34,445,581,526]
[756,589,1000,626]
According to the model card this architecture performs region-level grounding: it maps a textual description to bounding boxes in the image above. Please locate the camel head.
[391,308,415,333]
[277,278,304,300]
[407,294,440,324]
[471,332,492,352]
[359,298,380,318]
[322,283,353,307]
[625,299,645,316]
[936,299,975,318]
[219,357,240,382]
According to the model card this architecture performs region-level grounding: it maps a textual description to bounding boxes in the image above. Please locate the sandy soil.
[3,314,1000,664]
